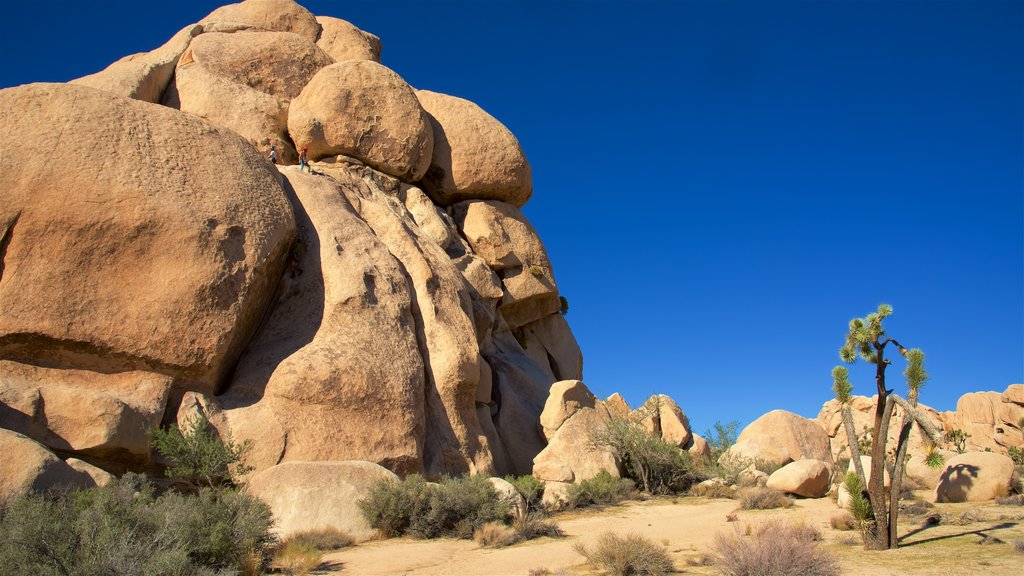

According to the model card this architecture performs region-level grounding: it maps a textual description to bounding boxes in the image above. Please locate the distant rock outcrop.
[0,0,579,496]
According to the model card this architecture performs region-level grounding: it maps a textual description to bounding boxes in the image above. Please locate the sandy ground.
[319,495,1024,576]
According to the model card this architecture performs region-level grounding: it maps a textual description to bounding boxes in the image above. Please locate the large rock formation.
[725,410,832,469]
[0,0,580,492]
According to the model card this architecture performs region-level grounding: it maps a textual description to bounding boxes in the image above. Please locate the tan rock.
[518,313,583,382]
[604,393,632,419]
[636,395,693,449]
[956,391,1001,425]
[288,61,433,181]
[218,167,428,476]
[184,31,332,99]
[0,361,170,460]
[1003,384,1024,406]
[727,410,831,469]
[399,184,454,249]
[935,452,1014,503]
[488,477,527,517]
[0,83,294,394]
[688,433,712,466]
[163,52,295,164]
[0,429,94,502]
[247,461,397,541]
[539,380,596,441]
[201,0,322,43]
[905,449,955,489]
[766,459,830,498]
[541,481,572,510]
[66,458,114,487]
[533,404,619,484]
[316,16,381,62]
[737,465,768,488]
[416,90,532,207]
[450,200,560,328]
[72,24,202,103]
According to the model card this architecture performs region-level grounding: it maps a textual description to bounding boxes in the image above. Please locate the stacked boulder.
[0,0,581,501]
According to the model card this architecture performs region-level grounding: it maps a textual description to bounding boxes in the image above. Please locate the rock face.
[635,395,693,450]
[935,452,1014,503]
[942,389,1024,453]
[416,90,532,207]
[533,381,620,484]
[817,395,945,464]
[0,83,295,396]
[246,461,397,540]
[0,429,94,501]
[287,61,434,181]
[726,410,831,469]
[1,1,580,486]
[766,459,830,498]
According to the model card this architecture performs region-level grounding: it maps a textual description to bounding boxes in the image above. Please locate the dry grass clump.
[900,498,935,517]
[271,540,322,576]
[996,494,1024,506]
[830,511,856,531]
[573,531,674,576]
[736,487,792,510]
[474,522,518,548]
[941,507,986,526]
[285,526,354,551]
[1013,539,1024,554]
[473,511,564,548]
[712,519,839,576]
[690,481,736,499]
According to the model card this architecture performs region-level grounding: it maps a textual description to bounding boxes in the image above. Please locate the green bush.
[0,473,275,575]
[149,413,251,488]
[1008,446,1024,466]
[567,470,635,509]
[358,475,509,539]
[504,474,545,510]
[703,420,740,462]
[843,472,872,525]
[573,531,674,576]
[592,416,703,494]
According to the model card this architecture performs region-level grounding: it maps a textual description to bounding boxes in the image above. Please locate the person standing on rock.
[299,146,311,173]
[268,144,277,164]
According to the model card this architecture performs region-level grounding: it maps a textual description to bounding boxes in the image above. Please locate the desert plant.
[689,481,736,499]
[945,428,970,454]
[736,487,791,510]
[566,470,635,509]
[714,452,754,485]
[474,521,518,548]
[285,526,354,550]
[830,512,856,531]
[271,540,322,576]
[358,474,509,539]
[511,509,564,541]
[842,472,872,527]
[830,304,945,549]
[504,474,546,510]
[1008,446,1024,466]
[1014,539,1024,554]
[149,413,252,488]
[703,420,740,462]
[712,519,840,576]
[573,531,674,576]
[592,411,702,494]
[996,494,1024,506]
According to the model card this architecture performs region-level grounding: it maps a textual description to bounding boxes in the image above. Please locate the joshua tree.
[831,304,943,550]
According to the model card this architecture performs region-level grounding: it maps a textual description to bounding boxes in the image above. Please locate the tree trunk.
[866,346,891,550]
[887,389,921,548]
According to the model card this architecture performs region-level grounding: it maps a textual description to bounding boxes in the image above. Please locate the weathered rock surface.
[288,61,433,181]
[416,90,532,208]
[533,402,618,484]
[316,16,381,62]
[1004,384,1024,405]
[766,459,830,498]
[0,83,295,395]
[636,395,693,450]
[66,458,115,487]
[539,380,596,441]
[935,452,1014,503]
[201,0,322,43]
[726,410,831,469]
[943,389,1024,452]
[604,393,632,419]
[246,461,397,540]
[72,24,202,103]
[0,429,93,501]
[0,361,171,461]
[688,433,712,465]
[488,476,527,517]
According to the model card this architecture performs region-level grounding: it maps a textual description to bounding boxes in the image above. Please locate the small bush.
[1009,447,1024,466]
[271,540,322,575]
[690,481,736,499]
[1013,539,1024,554]
[358,474,509,539]
[149,413,251,488]
[712,519,840,576]
[567,470,635,509]
[286,526,354,550]
[593,409,705,494]
[512,510,564,541]
[901,498,935,516]
[996,494,1024,506]
[736,487,791,510]
[504,474,546,510]
[830,512,855,531]
[574,531,674,576]
[474,521,518,548]
[842,472,872,525]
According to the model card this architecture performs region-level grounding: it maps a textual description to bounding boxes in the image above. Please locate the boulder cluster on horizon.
[1,0,1020,540]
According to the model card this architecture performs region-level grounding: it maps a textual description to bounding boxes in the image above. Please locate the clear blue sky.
[2,1,1021,435]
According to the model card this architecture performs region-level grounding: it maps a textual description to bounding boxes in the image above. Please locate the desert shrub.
[358,474,509,539]
[149,413,252,488]
[0,473,275,575]
[474,521,517,548]
[504,474,545,510]
[900,498,935,516]
[567,470,636,509]
[690,481,736,499]
[714,452,753,485]
[285,526,354,550]
[703,420,741,462]
[996,494,1024,506]
[830,512,855,531]
[512,510,564,541]
[712,519,840,576]
[736,487,791,510]
[593,414,704,494]
[842,472,872,525]
[1009,447,1024,466]
[573,531,674,576]
[271,540,322,575]
[1014,539,1024,554]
